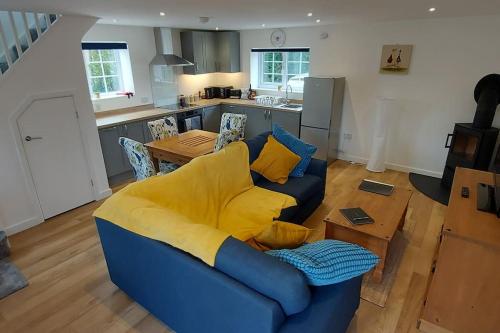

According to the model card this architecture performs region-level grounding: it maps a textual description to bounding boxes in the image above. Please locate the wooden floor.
[0,160,444,333]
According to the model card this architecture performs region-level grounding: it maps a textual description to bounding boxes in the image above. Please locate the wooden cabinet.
[181,30,240,74]
[419,168,500,333]
[216,32,240,73]
[202,105,221,132]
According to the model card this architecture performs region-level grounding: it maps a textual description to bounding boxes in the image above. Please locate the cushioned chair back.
[220,113,247,139]
[214,130,241,152]
[148,116,178,141]
[118,137,156,180]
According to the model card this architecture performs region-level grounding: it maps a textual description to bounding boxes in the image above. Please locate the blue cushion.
[272,125,317,177]
[266,240,379,286]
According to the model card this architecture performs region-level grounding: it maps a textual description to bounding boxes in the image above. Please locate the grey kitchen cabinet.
[181,31,217,75]
[270,110,301,137]
[216,32,240,73]
[243,107,272,139]
[98,126,130,178]
[204,32,217,73]
[221,104,245,114]
[123,121,145,143]
[202,105,221,132]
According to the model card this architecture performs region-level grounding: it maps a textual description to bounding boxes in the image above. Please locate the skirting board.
[96,188,112,201]
[337,153,443,178]
[4,216,44,236]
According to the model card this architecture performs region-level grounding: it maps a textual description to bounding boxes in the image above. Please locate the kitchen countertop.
[95,98,302,129]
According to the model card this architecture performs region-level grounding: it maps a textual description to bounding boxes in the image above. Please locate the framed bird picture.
[380,44,413,74]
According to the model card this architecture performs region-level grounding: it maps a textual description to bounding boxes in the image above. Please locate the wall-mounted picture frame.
[380,44,413,74]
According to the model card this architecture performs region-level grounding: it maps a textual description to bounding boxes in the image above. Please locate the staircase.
[0,11,59,76]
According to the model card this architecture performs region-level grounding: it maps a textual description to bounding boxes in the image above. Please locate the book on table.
[339,207,374,225]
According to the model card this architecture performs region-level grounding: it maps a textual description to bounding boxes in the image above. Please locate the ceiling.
[2,0,500,29]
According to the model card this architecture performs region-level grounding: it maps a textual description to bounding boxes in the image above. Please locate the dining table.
[145,129,218,172]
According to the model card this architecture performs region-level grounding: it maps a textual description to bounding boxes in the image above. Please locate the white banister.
[21,12,32,47]
[7,11,22,58]
[0,10,60,77]
[34,12,42,37]
[0,23,12,68]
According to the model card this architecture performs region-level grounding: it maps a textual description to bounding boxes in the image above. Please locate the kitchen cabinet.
[244,107,272,139]
[202,105,221,132]
[98,126,130,178]
[270,110,301,137]
[216,32,240,73]
[123,121,145,143]
[220,105,301,139]
[181,31,217,75]
[221,104,245,114]
[204,32,217,73]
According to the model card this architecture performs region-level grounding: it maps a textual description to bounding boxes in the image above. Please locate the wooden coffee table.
[145,129,218,171]
[324,186,412,283]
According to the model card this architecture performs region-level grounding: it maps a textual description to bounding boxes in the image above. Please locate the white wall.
[0,15,110,235]
[236,15,500,176]
[83,24,157,112]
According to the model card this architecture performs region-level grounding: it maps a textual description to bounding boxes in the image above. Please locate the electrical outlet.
[343,133,353,140]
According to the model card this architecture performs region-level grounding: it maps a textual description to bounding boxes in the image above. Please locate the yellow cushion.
[254,221,310,250]
[250,135,301,184]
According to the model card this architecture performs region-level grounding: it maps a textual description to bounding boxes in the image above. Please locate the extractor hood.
[150,27,193,66]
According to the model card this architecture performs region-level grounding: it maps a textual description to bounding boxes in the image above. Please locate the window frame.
[84,49,125,97]
[258,50,310,92]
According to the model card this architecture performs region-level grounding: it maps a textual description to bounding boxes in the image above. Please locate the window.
[255,48,310,92]
[82,42,135,99]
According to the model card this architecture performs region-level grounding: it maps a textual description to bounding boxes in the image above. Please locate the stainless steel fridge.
[300,77,345,164]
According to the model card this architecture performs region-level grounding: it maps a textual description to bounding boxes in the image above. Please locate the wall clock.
[270,29,286,47]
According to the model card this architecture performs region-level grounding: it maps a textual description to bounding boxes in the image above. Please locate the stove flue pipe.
[473,74,500,129]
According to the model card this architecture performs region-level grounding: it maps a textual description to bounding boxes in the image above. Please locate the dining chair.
[118,137,172,181]
[214,129,242,152]
[219,113,247,139]
[147,116,179,141]
[147,116,179,173]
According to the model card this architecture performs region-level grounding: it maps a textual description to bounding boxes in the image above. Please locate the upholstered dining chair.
[147,116,179,140]
[219,113,247,139]
[214,129,241,152]
[118,137,171,181]
[146,116,179,173]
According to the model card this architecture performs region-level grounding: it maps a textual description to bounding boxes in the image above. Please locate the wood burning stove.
[410,74,500,205]
[441,124,499,188]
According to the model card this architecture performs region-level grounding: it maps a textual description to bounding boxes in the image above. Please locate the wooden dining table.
[145,129,218,172]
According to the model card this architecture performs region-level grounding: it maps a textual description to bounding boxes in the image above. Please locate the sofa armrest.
[305,158,327,182]
[96,218,286,333]
[215,237,311,316]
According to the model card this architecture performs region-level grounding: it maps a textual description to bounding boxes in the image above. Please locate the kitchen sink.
[279,103,302,109]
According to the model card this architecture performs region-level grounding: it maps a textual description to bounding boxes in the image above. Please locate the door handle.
[445,133,453,148]
[25,136,43,141]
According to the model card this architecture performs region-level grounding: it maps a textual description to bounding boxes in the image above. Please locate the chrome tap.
[285,84,293,103]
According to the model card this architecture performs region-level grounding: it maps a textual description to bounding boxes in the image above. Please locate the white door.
[18,96,94,219]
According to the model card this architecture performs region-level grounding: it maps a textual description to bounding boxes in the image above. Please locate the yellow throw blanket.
[93,141,296,266]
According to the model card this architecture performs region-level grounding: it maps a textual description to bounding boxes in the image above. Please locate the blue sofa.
[245,131,327,225]
[95,132,362,333]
